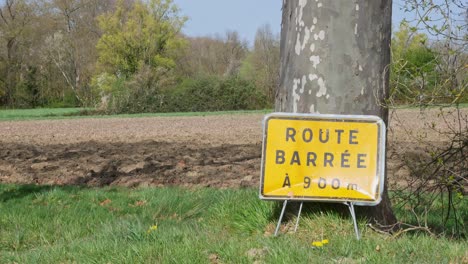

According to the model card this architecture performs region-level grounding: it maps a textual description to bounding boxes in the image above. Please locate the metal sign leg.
[294,202,304,232]
[346,202,360,240]
[274,200,288,237]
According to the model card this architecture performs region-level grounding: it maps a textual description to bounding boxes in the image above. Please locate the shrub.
[159,76,269,112]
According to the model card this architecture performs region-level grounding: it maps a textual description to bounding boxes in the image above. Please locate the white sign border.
[259,112,386,206]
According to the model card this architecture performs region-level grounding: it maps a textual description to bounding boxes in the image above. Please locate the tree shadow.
[270,200,353,223]
[0,184,84,202]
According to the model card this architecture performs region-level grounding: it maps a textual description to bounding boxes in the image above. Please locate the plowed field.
[0,109,466,189]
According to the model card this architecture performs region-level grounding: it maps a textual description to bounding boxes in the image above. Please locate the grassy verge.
[0,108,86,121]
[0,185,466,263]
[0,108,272,121]
[2,104,466,122]
[388,102,468,109]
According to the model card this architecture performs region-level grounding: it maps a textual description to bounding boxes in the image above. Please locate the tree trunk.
[277,0,397,226]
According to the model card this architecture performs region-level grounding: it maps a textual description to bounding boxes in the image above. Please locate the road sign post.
[260,113,386,239]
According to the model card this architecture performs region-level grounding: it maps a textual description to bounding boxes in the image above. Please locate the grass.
[0,108,86,121]
[2,104,467,121]
[0,108,272,121]
[0,185,466,263]
[388,102,468,110]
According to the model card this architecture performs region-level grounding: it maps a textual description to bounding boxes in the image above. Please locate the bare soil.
[0,109,466,189]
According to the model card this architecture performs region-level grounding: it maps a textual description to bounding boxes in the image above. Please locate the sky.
[0,0,420,44]
[173,0,410,44]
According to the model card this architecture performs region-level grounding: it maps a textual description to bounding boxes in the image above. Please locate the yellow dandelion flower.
[312,241,323,247]
[147,225,158,233]
[322,239,329,244]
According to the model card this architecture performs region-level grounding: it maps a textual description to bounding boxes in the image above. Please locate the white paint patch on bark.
[313,17,317,24]
[294,0,311,56]
[317,2,322,7]
[310,104,315,113]
[320,30,325,40]
[310,43,315,52]
[298,0,308,27]
[295,28,311,55]
[315,30,325,40]
[361,86,365,95]
[355,4,359,35]
[310,55,320,68]
[316,77,327,97]
[309,74,318,81]
[359,65,363,71]
[310,104,320,114]
[300,75,307,93]
[295,7,298,25]
[295,35,302,55]
[302,27,311,51]
[292,78,301,113]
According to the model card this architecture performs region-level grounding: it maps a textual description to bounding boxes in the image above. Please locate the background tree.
[95,0,185,77]
[93,0,186,112]
[240,24,280,105]
[0,0,35,106]
[390,21,438,104]
[42,0,106,105]
[0,0,270,111]
[0,0,112,108]
[178,31,248,78]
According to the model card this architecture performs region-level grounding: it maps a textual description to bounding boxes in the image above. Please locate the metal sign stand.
[274,200,289,236]
[274,200,361,240]
[294,202,304,232]
[345,202,360,240]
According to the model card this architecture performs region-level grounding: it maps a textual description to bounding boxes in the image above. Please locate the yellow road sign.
[260,113,386,205]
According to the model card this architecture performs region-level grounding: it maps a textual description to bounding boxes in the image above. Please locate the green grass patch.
[388,102,468,109]
[0,108,272,121]
[0,108,87,121]
[0,185,466,263]
[391,189,467,237]
[92,109,272,119]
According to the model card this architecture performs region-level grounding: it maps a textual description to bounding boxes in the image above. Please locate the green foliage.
[92,74,269,114]
[390,22,440,104]
[159,76,269,113]
[239,24,280,105]
[389,13,467,236]
[91,73,119,95]
[96,0,185,78]
[93,0,187,113]
[1,1,275,113]
[0,0,110,109]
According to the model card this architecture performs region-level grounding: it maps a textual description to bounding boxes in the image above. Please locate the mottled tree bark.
[277,0,397,226]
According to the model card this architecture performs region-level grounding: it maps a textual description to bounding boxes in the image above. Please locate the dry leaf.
[99,199,112,206]
[209,253,220,264]
[134,200,146,207]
